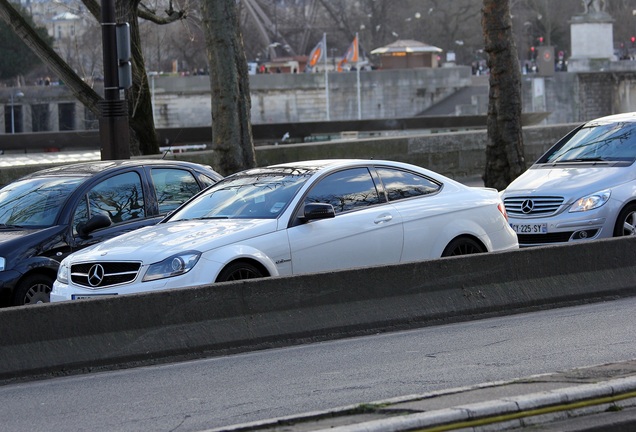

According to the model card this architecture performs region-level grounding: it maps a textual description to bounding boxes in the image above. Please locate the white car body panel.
[52,159,518,302]
[287,204,404,273]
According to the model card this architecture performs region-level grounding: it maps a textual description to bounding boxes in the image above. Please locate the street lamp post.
[10,90,24,134]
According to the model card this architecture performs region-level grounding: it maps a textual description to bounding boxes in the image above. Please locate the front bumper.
[508,214,610,246]
[0,269,22,304]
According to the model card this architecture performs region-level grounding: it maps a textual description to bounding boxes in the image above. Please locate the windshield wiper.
[0,223,25,229]
[569,157,606,162]
[550,157,606,163]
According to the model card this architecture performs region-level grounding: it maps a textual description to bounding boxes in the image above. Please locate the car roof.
[18,159,220,181]
[585,112,636,126]
[269,159,398,171]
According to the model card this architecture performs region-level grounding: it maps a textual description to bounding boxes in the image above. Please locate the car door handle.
[374,214,393,224]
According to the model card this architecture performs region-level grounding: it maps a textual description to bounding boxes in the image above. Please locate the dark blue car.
[0,159,222,306]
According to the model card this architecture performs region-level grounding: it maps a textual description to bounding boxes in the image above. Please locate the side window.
[72,195,89,235]
[304,168,380,214]
[198,174,218,189]
[151,168,202,214]
[73,171,145,232]
[376,167,441,202]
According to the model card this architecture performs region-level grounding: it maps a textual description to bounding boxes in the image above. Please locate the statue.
[582,0,606,14]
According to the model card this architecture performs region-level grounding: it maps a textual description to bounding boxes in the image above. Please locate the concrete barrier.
[1,236,635,382]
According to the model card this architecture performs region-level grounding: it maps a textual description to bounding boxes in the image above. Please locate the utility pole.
[99,0,131,160]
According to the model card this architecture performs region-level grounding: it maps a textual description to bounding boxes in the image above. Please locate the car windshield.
[543,121,636,163]
[0,176,83,227]
[169,167,313,221]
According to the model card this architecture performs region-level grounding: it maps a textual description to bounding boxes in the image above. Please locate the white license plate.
[510,223,548,234]
[72,294,117,300]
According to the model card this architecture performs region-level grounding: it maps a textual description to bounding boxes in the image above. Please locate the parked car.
[0,159,222,306]
[51,159,518,302]
[501,112,636,247]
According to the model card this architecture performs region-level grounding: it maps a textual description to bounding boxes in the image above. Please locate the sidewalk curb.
[204,363,636,432]
[314,377,636,432]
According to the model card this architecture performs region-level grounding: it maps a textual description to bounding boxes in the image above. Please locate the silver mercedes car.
[501,112,636,247]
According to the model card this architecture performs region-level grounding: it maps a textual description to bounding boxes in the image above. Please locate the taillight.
[498,202,508,221]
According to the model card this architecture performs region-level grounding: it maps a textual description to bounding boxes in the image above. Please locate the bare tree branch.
[0,0,102,115]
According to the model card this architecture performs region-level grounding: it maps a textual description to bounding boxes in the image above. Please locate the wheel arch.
[429,217,492,257]
[442,234,487,256]
[215,258,271,283]
[12,267,58,305]
[613,200,636,236]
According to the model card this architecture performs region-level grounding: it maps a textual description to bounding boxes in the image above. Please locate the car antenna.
[162,138,171,159]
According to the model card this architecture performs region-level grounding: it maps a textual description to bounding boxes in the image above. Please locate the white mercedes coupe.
[51,159,518,301]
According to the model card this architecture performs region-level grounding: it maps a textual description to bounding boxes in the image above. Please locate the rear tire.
[216,262,264,282]
[13,275,52,306]
[441,237,485,257]
[613,203,636,237]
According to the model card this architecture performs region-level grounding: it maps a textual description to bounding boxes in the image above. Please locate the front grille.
[504,196,564,216]
[71,262,141,288]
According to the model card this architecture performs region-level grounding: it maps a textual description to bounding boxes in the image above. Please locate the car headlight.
[57,260,70,284]
[569,189,611,212]
[143,251,201,282]
[0,257,5,272]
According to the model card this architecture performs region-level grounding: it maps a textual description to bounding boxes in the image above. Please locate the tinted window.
[376,167,441,201]
[0,177,82,227]
[305,168,380,214]
[73,172,145,232]
[151,168,201,214]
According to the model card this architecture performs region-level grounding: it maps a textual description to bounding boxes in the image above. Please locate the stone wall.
[5,68,636,135]
[150,67,474,128]
[0,123,576,187]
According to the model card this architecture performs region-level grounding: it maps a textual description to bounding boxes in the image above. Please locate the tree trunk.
[118,0,159,156]
[200,0,256,176]
[482,0,526,191]
[0,0,159,156]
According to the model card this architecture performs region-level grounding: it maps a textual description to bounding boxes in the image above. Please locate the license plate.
[72,294,118,300]
[510,223,547,234]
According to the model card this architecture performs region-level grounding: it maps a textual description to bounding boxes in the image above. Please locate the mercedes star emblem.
[521,199,534,214]
[88,264,105,287]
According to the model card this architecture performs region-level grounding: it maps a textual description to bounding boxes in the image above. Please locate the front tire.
[216,262,264,282]
[13,274,53,306]
[613,203,636,237]
[441,237,485,257]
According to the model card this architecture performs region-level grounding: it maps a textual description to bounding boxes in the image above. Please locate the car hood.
[0,225,66,251]
[68,218,279,263]
[502,165,633,201]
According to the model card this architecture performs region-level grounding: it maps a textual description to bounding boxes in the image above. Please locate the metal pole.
[324,33,330,121]
[10,93,15,134]
[356,33,361,120]
[99,0,130,160]
[356,65,361,120]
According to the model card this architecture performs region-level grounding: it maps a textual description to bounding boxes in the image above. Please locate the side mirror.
[77,214,112,238]
[302,203,336,221]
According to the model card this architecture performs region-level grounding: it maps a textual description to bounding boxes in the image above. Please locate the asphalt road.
[1,297,635,432]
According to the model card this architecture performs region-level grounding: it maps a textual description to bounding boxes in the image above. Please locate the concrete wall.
[1,236,635,382]
[5,69,636,135]
[151,67,474,127]
[252,123,573,179]
[0,123,576,187]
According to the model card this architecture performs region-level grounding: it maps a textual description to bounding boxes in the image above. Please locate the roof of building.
[51,12,80,21]
[370,40,443,55]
